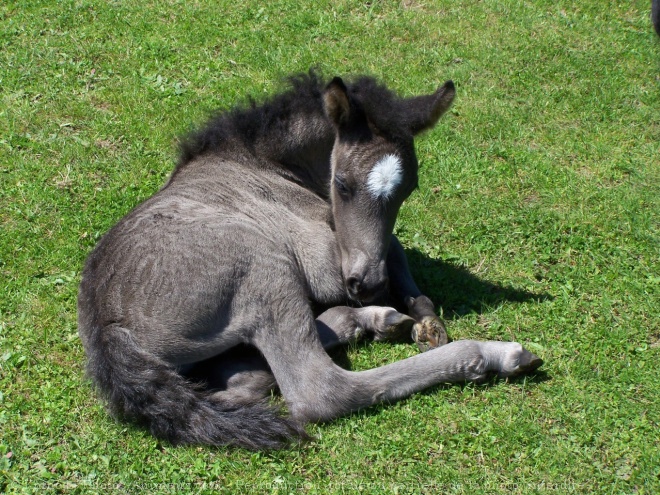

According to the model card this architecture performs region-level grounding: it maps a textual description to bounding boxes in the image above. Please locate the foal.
[78,73,542,450]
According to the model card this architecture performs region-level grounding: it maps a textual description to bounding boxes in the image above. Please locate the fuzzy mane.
[176,71,413,171]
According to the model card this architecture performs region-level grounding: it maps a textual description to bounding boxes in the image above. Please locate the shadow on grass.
[407,369,552,405]
[403,248,553,320]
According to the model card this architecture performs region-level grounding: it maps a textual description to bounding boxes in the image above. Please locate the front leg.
[387,235,449,351]
[316,306,415,350]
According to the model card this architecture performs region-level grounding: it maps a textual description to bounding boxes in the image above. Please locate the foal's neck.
[262,111,335,199]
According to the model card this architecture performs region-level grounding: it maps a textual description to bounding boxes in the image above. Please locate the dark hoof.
[499,348,544,378]
[518,349,544,373]
[412,316,449,352]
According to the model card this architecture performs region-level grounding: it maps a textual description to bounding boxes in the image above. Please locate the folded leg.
[183,345,277,405]
[315,305,414,349]
[182,305,416,405]
[387,235,449,351]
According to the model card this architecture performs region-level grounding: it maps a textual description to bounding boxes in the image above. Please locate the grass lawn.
[1,0,658,493]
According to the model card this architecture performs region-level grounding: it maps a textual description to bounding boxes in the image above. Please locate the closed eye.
[334,175,351,197]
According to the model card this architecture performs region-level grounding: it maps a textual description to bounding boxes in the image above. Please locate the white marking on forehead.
[366,154,403,199]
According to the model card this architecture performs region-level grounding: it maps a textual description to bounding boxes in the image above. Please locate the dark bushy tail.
[83,323,303,450]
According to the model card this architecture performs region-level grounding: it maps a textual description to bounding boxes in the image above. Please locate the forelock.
[366,154,403,199]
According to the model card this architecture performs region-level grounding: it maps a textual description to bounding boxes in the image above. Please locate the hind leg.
[185,307,414,404]
[252,295,543,424]
[184,345,277,405]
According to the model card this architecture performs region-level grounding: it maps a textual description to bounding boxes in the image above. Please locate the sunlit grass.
[1,0,658,493]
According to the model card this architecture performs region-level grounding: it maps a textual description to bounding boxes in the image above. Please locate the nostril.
[346,276,361,295]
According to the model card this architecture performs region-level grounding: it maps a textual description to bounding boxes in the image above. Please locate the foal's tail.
[81,323,303,450]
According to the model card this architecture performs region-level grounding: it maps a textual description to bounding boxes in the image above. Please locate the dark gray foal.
[78,73,542,450]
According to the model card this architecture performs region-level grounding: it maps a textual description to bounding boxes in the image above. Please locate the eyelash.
[334,176,350,196]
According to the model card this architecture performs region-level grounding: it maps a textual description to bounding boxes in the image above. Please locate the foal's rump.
[80,198,263,356]
[77,189,306,449]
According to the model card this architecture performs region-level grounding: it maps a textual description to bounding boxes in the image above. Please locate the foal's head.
[323,76,455,303]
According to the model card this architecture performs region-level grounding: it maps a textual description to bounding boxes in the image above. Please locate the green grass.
[1,0,658,493]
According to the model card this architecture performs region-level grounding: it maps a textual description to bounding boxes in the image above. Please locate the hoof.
[412,316,449,352]
[517,349,544,373]
[373,310,415,341]
[498,347,543,378]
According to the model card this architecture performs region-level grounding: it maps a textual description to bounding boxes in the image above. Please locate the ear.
[323,77,351,127]
[404,80,456,135]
